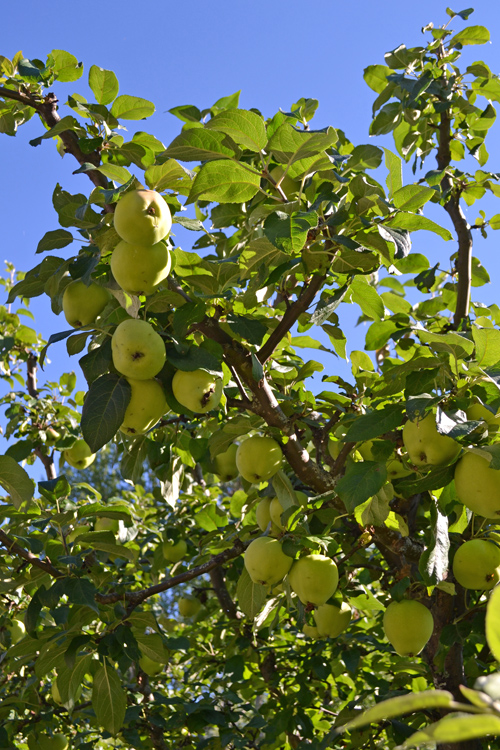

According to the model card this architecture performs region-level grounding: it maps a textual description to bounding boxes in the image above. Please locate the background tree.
[2,10,500,750]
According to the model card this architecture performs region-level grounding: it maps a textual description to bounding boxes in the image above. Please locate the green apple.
[44,427,61,446]
[213,443,238,481]
[386,457,413,480]
[236,436,283,483]
[268,166,300,199]
[112,318,166,380]
[455,452,500,519]
[172,369,223,413]
[313,601,351,638]
[302,624,320,639]
[383,599,434,657]
[28,734,68,750]
[244,537,293,586]
[139,655,164,676]
[95,517,119,534]
[113,189,172,246]
[255,498,281,536]
[62,279,110,328]
[7,618,25,643]
[110,239,171,296]
[120,378,167,435]
[63,439,95,470]
[163,539,187,563]
[403,412,460,468]
[289,554,338,606]
[269,497,286,530]
[467,402,500,429]
[178,596,201,618]
[453,538,500,590]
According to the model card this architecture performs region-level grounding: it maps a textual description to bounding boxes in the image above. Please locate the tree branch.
[27,355,56,481]
[209,566,239,619]
[0,529,63,579]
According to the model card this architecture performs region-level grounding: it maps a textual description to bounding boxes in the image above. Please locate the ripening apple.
[28,734,68,750]
[7,618,25,644]
[236,436,283,483]
[113,189,172,246]
[172,368,223,413]
[383,599,434,656]
[453,539,500,590]
[213,443,238,481]
[110,239,171,296]
[178,596,201,618]
[63,439,95,469]
[112,318,166,380]
[62,279,111,328]
[120,378,167,435]
[163,539,187,563]
[139,655,164,676]
[44,427,61,446]
[255,498,281,537]
[403,412,460,468]
[269,497,286,530]
[455,451,500,519]
[289,554,339,606]
[244,537,293,586]
[467,402,500,430]
[302,624,320,639]
[313,601,351,638]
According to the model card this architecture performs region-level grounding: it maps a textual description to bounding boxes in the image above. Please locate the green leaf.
[110,95,155,120]
[350,275,384,321]
[36,229,74,253]
[145,159,192,192]
[272,471,298,511]
[165,344,222,377]
[486,584,500,661]
[348,144,383,170]
[205,109,267,151]
[225,314,267,345]
[88,65,119,105]
[79,340,113,386]
[418,330,475,358]
[236,568,268,619]
[96,163,132,184]
[0,455,34,509]
[419,498,449,585]
[473,327,500,368]
[81,374,131,453]
[449,25,490,47]
[264,210,318,253]
[29,116,83,147]
[392,185,435,212]
[386,212,453,240]
[339,690,454,732]
[364,65,392,94]
[92,659,127,735]
[336,461,387,513]
[50,49,83,82]
[136,633,168,662]
[268,123,337,163]
[344,404,404,442]
[164,129,240,161]
[384,148,402,196]
[188,161,261,204]
[401,713,500,748]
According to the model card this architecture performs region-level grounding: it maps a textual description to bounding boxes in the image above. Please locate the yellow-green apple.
[302,624,320,639]
[63,439,95,469]
[213,443,238,481]
[162,539,187,563]
[467,402,500,430]
[110,239,171,296]
[111,318,166,380]
[28,734,68,750]
[289,554,338,606]
[313,601,351,638]
[7,618,25,643]
[236,436,283,483]
[453,539,500,590]
[62,279,110,328]
[455,451,500,519]
[45,427,61,446]
[113,189,172,246]
[139,655,164,676]
[383,599,434,656]
[178,597,201,618]
[270,497,286,530]
[172,369,223,413]
[95,517,119,534]
[403,412,460,468]
[244,537,293,586]
[255,498,281,536]
[120,378,167,435]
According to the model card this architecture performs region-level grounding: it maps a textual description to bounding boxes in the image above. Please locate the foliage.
[2,10,500,750]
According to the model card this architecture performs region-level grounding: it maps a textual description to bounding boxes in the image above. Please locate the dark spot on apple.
[201,385,216,407]
[419,452,427,462]
[132,351,145,360]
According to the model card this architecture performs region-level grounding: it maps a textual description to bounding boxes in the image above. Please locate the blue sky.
[2,0,500,433]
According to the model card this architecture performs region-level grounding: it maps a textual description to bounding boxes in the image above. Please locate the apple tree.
[2,9,500,750]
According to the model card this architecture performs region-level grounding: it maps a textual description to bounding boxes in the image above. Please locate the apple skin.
[120,378,167,435]
[236,436,283,484]
[172,369,223,414]
[178,597,201,618]
[255,498,281,537]
[139,655,164,676]
[95,517,119,534]
[467,402,500,429]
[453,539,500,590]
[244,537,293,586]
[28,734,68,750]
[62,280,110,328]
[63,439,95,470]
[269,497,286,530]
[403,413,460,468]
[289,554,338,606]
[313,601,351,638]
[112,318,166,380]
[163,539,187,563]
[302,624,320,639]
[110,239,171,296]
[455,452,500,519]
[7,618,25,643]
[113,189,172,246]
[383,599,434,656]
[213,443,238,481]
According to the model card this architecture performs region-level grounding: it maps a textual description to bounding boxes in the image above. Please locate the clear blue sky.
[2,0,500,430]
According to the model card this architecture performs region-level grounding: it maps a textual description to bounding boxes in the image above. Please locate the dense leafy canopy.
[3,9,500,750]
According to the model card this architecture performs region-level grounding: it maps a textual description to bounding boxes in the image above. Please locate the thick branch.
[0,529,63,578]
[210,566,239,619]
